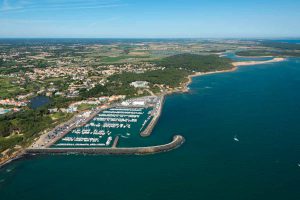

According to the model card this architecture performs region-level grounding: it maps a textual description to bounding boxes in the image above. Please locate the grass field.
[0,135,23,152]
[77,103,97,111]
[0,77,24,99]
[100,55,151,63]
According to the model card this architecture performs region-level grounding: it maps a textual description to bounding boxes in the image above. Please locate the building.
[130,81,149,88]
[121,101,130,106]
[132,101,145,106]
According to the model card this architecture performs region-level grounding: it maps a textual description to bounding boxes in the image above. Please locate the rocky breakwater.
[26,135,185,155]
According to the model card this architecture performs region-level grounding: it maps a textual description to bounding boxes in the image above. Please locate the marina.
[29,96,172,153]
[54,106,154,148]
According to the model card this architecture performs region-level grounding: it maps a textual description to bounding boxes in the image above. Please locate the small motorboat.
[233,135,239,142]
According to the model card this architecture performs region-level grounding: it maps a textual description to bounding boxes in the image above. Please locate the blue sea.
[1,51,300,200]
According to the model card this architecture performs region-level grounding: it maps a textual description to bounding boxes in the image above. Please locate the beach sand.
[181,57,286,93]
[232,57,286,67]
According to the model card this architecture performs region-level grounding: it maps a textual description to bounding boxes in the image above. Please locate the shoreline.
[0,149,25,168]
[232,57,286,67]
[179,67,238,93]
[180,57,286,93]
[0,56,287,168]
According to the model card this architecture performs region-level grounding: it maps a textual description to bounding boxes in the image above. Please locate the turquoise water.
[1,58,300,199]
[223,52,273,61]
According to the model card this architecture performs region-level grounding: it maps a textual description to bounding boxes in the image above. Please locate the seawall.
[140,95,165,137]
[26,135,185,155]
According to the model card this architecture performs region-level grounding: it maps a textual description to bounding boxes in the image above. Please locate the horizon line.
[0,37,300,40]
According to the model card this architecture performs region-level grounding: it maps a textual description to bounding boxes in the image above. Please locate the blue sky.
[0,0,299,38]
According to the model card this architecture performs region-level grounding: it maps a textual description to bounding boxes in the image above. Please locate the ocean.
[1,56,300,200]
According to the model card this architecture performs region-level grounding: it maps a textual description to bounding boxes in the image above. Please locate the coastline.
[0,149,25,168]
[232,57,285,67]
[180,57,286,93]
[181,67,238,93]
[0,56,286,168]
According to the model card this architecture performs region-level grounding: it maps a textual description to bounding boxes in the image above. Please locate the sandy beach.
[232,57,286,67]
[181,57,286,93]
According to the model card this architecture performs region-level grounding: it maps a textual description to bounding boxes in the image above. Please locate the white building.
[130,81,149,88]
[132,101,145,106]
[121,101,130,106]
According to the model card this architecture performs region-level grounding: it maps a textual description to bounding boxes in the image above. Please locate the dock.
[112,136,119,148]
[140,95,164,137]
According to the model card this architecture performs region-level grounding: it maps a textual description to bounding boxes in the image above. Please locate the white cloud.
[0,0,126,13]
[0,0,23,11]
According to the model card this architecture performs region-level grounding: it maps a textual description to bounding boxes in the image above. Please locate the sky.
[0,0,299,38]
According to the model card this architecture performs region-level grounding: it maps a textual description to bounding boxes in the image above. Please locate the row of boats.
[98,114,141,118]
[57,107,149,147]
[61,136,113,146]
[102,123,131,129]
[140,115,153,131]
[93,117,138,123]
[56,143,107,147]
[87,107,149,130]
[103,110,144,115]
[111,108,143,112]
[71,129,112,136]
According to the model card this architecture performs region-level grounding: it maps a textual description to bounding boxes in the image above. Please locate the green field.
[0,77,24,99]
[100,55,151,63]
[77,103,97,111]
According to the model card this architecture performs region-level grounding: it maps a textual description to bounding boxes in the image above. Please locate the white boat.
[106,136,113,146]
[233,135,239,142]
